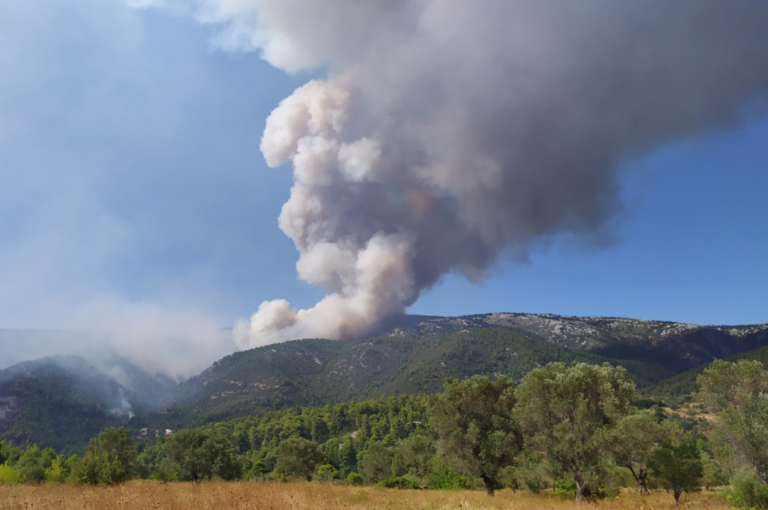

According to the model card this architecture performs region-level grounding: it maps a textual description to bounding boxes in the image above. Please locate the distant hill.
[0,355,176,453]
[382,313,768,371]
[156,327,676,428]
[643,344,768,402]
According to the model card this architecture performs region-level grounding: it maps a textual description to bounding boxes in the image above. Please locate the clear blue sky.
[1,0,766,329]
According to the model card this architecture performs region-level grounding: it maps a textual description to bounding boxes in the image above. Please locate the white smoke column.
[131,1,768,348]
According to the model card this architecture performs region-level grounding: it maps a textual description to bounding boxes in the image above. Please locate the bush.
[44,458,67,484]
[346,472,364,485]
[426,470,471,490]
[314,464,338,482]
[514,455,550,494]
[359,443,393,483]
[0,465,23,485]
[723,470,768,509]
[378,474,421,489]
[554,477,577,500]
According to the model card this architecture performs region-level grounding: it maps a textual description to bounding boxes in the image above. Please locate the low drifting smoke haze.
[130,1,768,348]
[0,298,233,380]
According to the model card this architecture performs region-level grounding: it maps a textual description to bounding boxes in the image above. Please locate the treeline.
[2,361,768,507]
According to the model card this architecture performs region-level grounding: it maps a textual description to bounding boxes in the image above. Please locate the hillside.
[0,356,175,453]
[156,328,676,428]
[643,344,768,402]
[383,314,768,371]
[0,366,123,454]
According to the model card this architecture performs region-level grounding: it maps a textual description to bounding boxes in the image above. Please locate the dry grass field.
[0,481,730,510]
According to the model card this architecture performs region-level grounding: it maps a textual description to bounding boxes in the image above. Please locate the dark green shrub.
[346,472,364,485]
[379,474,421,489]
[426,470,470,490]
[723,470,768,509]
[554,477,577,500]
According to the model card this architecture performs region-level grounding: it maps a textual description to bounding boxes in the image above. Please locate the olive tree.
[648,434,703,503]
[610,413,662,495]
[698,359,768,480]
[431,375,522,495]
[359,443,393,483]
[273,437,325,480]
[165,429,241,482]
[514,362,636,502]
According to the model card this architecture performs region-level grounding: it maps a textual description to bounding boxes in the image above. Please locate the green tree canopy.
[273,437,325,481]
[164,429,239,482]
[698,359,768,481]
[648,433,703,503]
[514,362,637,502]
[610,413,662,495]
[431,375,522,495]
[85,428,136,480]
[359,443,393,483]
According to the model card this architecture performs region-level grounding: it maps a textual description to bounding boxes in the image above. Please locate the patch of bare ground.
[0,481,730,510]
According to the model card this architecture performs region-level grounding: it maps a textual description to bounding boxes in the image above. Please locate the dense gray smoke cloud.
[136,0,768,348]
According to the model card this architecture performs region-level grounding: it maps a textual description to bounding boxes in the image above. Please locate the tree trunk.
[627,464,649,496]
[575,476,588,504]
[481,475,495,496]
[637,468,649,496]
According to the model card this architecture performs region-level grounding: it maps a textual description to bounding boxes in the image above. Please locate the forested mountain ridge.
[383,313,768,370]
[165,328,676,427]
[1,313,767,452]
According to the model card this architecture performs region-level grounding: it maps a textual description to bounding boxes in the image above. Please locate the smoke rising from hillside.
[135,1,768,348]
[0,298,233,380]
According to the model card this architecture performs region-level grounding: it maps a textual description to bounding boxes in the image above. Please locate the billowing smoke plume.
[136,1,768,348]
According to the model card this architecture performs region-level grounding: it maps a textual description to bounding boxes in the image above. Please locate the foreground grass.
[0,481,730,510]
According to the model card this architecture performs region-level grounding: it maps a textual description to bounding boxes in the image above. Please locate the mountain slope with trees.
[2,313,767,453]
[0,356,175,453]
[164,328,676,427]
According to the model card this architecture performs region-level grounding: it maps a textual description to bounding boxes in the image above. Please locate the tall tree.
[359,443,393,483]
[431,375,522,495]
[648,434,703,503]
[698,359,768,480]
[273,437,325,481]
[164,430,215,483]
[514,363,636,502]
[86,428,137,480]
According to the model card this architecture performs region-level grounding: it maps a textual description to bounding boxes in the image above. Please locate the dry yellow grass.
[0,481,730,510]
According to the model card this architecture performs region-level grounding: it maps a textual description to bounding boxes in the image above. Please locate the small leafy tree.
[314,463,338,482]
[84,428,137,483]
[164,430,213,482]
[431,375,522,495]
[15,445,47,484]
[165,429,241,482]
[273,437,324,480]
[648,434,703,503]
[698,360,768,481]
[514,363,636,502]
[346,471,364,485]
[700,447,728,490]
[44,456,67,484]
[394,434,435,479]
[723,469,768,509]
[359,443,393,483]
[610,413,661,495]
[0,464,23,485]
